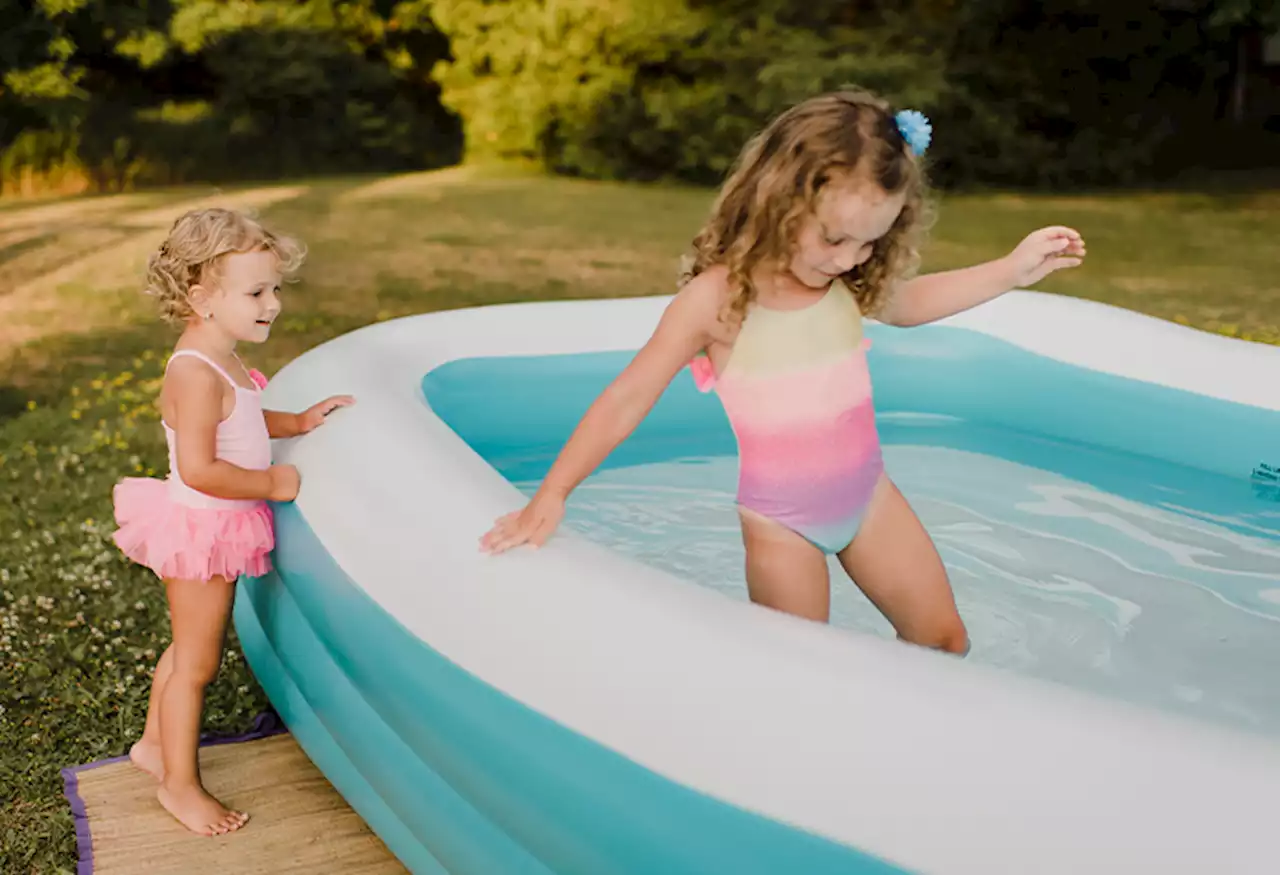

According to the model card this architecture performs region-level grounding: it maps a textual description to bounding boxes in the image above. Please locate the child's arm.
[167,360,296,501]
[878,225,1086,327]
[540,285,719,498]
[264,396,355,439]
[263,410,303,439]
[480,275,724,553]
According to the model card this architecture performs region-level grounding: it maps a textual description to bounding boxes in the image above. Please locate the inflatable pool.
[235,291,1280,875]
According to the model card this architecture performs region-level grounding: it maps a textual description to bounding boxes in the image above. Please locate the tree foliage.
[1,0,459,195]
[1,0,1276,194]
[428,0,1278,187]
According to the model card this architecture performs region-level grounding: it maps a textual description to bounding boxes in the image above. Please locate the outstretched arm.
[481,275,724,553]
[538,278,722,500]
[878,226,1086,327]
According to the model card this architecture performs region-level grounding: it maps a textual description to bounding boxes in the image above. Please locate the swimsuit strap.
[166,349,251,390]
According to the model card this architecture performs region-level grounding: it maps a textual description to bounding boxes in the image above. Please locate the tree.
[430,0,949,182]
[1,0,461,194]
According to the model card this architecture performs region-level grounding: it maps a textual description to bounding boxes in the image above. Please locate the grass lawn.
[2,166,1278,872]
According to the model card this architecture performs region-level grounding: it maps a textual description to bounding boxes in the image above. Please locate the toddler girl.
[480,89,1085,654]
[113,208,352,836]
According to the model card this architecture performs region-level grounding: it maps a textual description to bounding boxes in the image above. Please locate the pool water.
[424,329,1280,739]
[512,418,1280,737]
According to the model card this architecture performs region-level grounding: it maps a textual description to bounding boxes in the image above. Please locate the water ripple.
[518,443,1280,739]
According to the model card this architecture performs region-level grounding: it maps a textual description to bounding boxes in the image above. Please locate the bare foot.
[157,782,249,836]
[129,739,165,782]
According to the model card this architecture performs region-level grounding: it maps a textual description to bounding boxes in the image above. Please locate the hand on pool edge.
[480,494,566,554]
[297,394,356,434]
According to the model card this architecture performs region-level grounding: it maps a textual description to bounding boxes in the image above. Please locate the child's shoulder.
[677,264,734,313]
[161,349,230,398]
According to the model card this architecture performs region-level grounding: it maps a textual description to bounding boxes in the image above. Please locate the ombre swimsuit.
[690,280,884,554]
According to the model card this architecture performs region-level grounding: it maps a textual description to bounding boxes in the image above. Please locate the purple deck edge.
[58,710,288,875]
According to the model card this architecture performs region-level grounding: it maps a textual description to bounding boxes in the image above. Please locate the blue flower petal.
[894,109,932,156]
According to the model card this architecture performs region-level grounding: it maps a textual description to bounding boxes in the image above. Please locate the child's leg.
[155,575,249,836]
[129,644,174,780]
[739,508,831,622]
[837,474,969,655]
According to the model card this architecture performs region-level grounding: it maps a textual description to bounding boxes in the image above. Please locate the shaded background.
[3,0,1279,197]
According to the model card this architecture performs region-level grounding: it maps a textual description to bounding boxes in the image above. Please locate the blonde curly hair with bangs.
[145,208,306,327]
[679,88,935,321]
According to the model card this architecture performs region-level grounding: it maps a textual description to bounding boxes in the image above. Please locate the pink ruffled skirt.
[112,477,274,581]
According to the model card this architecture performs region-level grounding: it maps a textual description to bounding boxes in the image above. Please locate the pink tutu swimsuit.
[689,279,885,554]
[112,349,275,581]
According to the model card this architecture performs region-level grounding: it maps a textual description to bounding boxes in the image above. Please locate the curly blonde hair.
[145,208,306,326]
[679,88,935,322]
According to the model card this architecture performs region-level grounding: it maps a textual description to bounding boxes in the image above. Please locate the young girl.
[112,208,353,837]
[480,89,1085,654]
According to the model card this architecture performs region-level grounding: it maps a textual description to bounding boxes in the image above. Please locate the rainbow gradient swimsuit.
[689,280,885,554]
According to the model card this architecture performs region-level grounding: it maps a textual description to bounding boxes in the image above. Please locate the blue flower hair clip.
[894,109,932,156]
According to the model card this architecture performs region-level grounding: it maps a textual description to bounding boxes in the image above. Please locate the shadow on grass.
[1,323,169,422]
[0,179,369,416]
[0,313,387,427]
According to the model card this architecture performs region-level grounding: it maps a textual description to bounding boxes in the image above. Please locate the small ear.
[187,283,212,316]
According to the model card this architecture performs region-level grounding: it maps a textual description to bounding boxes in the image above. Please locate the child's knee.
[172,658,220,688]
[941,625,970,656]
[935,620,970,656]
[903,619,969,656]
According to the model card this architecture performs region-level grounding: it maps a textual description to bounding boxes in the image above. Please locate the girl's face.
[191,249,283,343]
[788,176,905,290]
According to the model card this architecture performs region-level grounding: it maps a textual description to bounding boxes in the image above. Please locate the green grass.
[1,166,1278,872]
